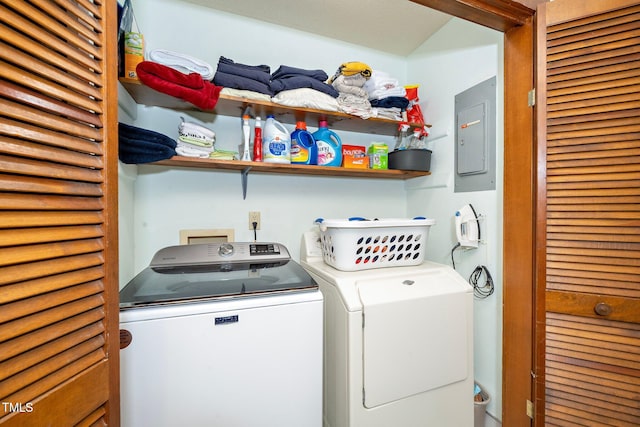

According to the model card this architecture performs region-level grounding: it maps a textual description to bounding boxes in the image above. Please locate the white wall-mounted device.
[455,204,480,248]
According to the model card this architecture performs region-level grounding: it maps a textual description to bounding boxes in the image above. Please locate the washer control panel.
[250,243,280,256]
[151,242,289,267]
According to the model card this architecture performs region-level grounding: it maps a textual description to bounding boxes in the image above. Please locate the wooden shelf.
[119,78,431,190]
[151,156,430,180]
[119,78,429,136]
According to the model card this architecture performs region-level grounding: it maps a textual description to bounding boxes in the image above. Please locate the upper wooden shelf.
[119,78,429,136]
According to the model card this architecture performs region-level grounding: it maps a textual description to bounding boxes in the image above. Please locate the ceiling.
[181,0,453,56]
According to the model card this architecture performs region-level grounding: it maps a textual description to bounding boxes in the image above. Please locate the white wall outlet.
[248,211,260,230]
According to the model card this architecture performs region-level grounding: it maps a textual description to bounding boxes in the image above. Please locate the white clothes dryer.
[300,232,474,427]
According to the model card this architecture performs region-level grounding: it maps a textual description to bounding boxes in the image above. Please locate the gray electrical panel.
[454,76,496,192]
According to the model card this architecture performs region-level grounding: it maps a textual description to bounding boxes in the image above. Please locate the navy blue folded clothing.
[218,56,270,74]
[118,122,177,164]
[270,76,339,98]
[119,122,177,147]
[216,60,271,85]
[370,96,410,110]
[271,65,328,81]
[214,70,274,96]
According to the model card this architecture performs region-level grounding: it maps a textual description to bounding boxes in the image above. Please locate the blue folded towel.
[271,65,328,81]
[118,122,177,164]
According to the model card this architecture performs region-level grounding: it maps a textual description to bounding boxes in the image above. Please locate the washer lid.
[120,243,317,309]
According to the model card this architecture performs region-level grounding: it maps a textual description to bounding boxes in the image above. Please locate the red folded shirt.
[136,61,222,110]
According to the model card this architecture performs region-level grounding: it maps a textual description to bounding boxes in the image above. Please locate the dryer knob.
[218,243,234,257]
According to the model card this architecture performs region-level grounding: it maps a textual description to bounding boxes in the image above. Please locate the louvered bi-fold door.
[0,0,119,426]
[536,1,640,426]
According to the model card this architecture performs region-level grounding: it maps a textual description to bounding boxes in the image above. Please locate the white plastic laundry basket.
[315,217,436,271]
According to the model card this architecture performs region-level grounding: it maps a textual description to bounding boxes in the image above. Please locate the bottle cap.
[296,121,307,129]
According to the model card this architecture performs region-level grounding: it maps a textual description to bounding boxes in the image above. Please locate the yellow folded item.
[339,61,372,78]
[210,149,238,160]
[329,61,372,83]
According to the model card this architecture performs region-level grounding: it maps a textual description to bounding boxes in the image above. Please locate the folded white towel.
[149,49,215,80]
[179,117,215,139]
[367,86,407,100]
[271,88,339,112]
[364,70,406,99]
[176,141,212,158]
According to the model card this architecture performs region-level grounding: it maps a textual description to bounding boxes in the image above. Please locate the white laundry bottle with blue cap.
[263,115,291,164]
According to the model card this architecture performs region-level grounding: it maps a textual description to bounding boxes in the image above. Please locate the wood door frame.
[411,1,540,424]
[104,0,121,424]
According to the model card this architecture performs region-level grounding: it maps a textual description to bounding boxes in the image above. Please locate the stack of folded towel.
[213,56,272,96]
[330,62,373,119]
[118,122,176,164]
[148,49,215,80]
[136,61,222,110]
[176,118,215,158]
[364,70,409,121]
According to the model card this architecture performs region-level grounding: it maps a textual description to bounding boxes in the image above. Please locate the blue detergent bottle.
[290,121,317,165]
[313,120,342,167]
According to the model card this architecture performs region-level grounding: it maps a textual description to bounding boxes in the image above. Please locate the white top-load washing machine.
[119,242,322,427]
[300,230,474,427]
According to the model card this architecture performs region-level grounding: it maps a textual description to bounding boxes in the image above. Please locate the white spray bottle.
[241,114,251,161]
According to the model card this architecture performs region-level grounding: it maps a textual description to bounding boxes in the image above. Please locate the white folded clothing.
[148,49,215,80]
[367,86,407,100]
[364,70,398,88]
[271,88,339,112]
[178,117,215,143]
[176,141,212,158]
[364,70,406,99]
[221,87,272,102]
[372,107,403,121]
[178,134,213,150]
[336,93,373,119]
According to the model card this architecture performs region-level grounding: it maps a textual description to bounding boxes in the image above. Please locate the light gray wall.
[407,18,504,419]
[118,0,505,421]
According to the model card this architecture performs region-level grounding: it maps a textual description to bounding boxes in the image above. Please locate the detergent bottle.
[290,121,317,165]
[313,120,342,167]
[263,115,291,164]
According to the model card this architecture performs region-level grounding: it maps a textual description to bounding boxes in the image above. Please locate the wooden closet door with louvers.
[0,0,120,426]
[535,0,640,425]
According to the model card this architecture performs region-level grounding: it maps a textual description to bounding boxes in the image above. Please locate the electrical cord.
[469,265,494,299]
[252,221,258,242]
[450,242,461,269]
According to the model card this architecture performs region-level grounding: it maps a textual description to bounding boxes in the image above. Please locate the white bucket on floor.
[474,382,490,427]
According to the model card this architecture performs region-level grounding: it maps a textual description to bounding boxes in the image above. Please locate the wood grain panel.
[539,2,640,425]
[0,225,104,247]
[0,0,118,423]
[0,267,104,303]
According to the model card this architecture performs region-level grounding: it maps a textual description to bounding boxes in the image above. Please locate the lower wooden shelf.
[151,156,430,179]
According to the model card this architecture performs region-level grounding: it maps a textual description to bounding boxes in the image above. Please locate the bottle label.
[317,141,336,165]
[268,138,287,155]
[291,142,309,162]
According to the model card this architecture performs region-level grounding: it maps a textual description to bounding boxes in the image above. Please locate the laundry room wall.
[118,1,505,422]
[117,84,138,289]
[120,0,411,277]
[406,19,504,420]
